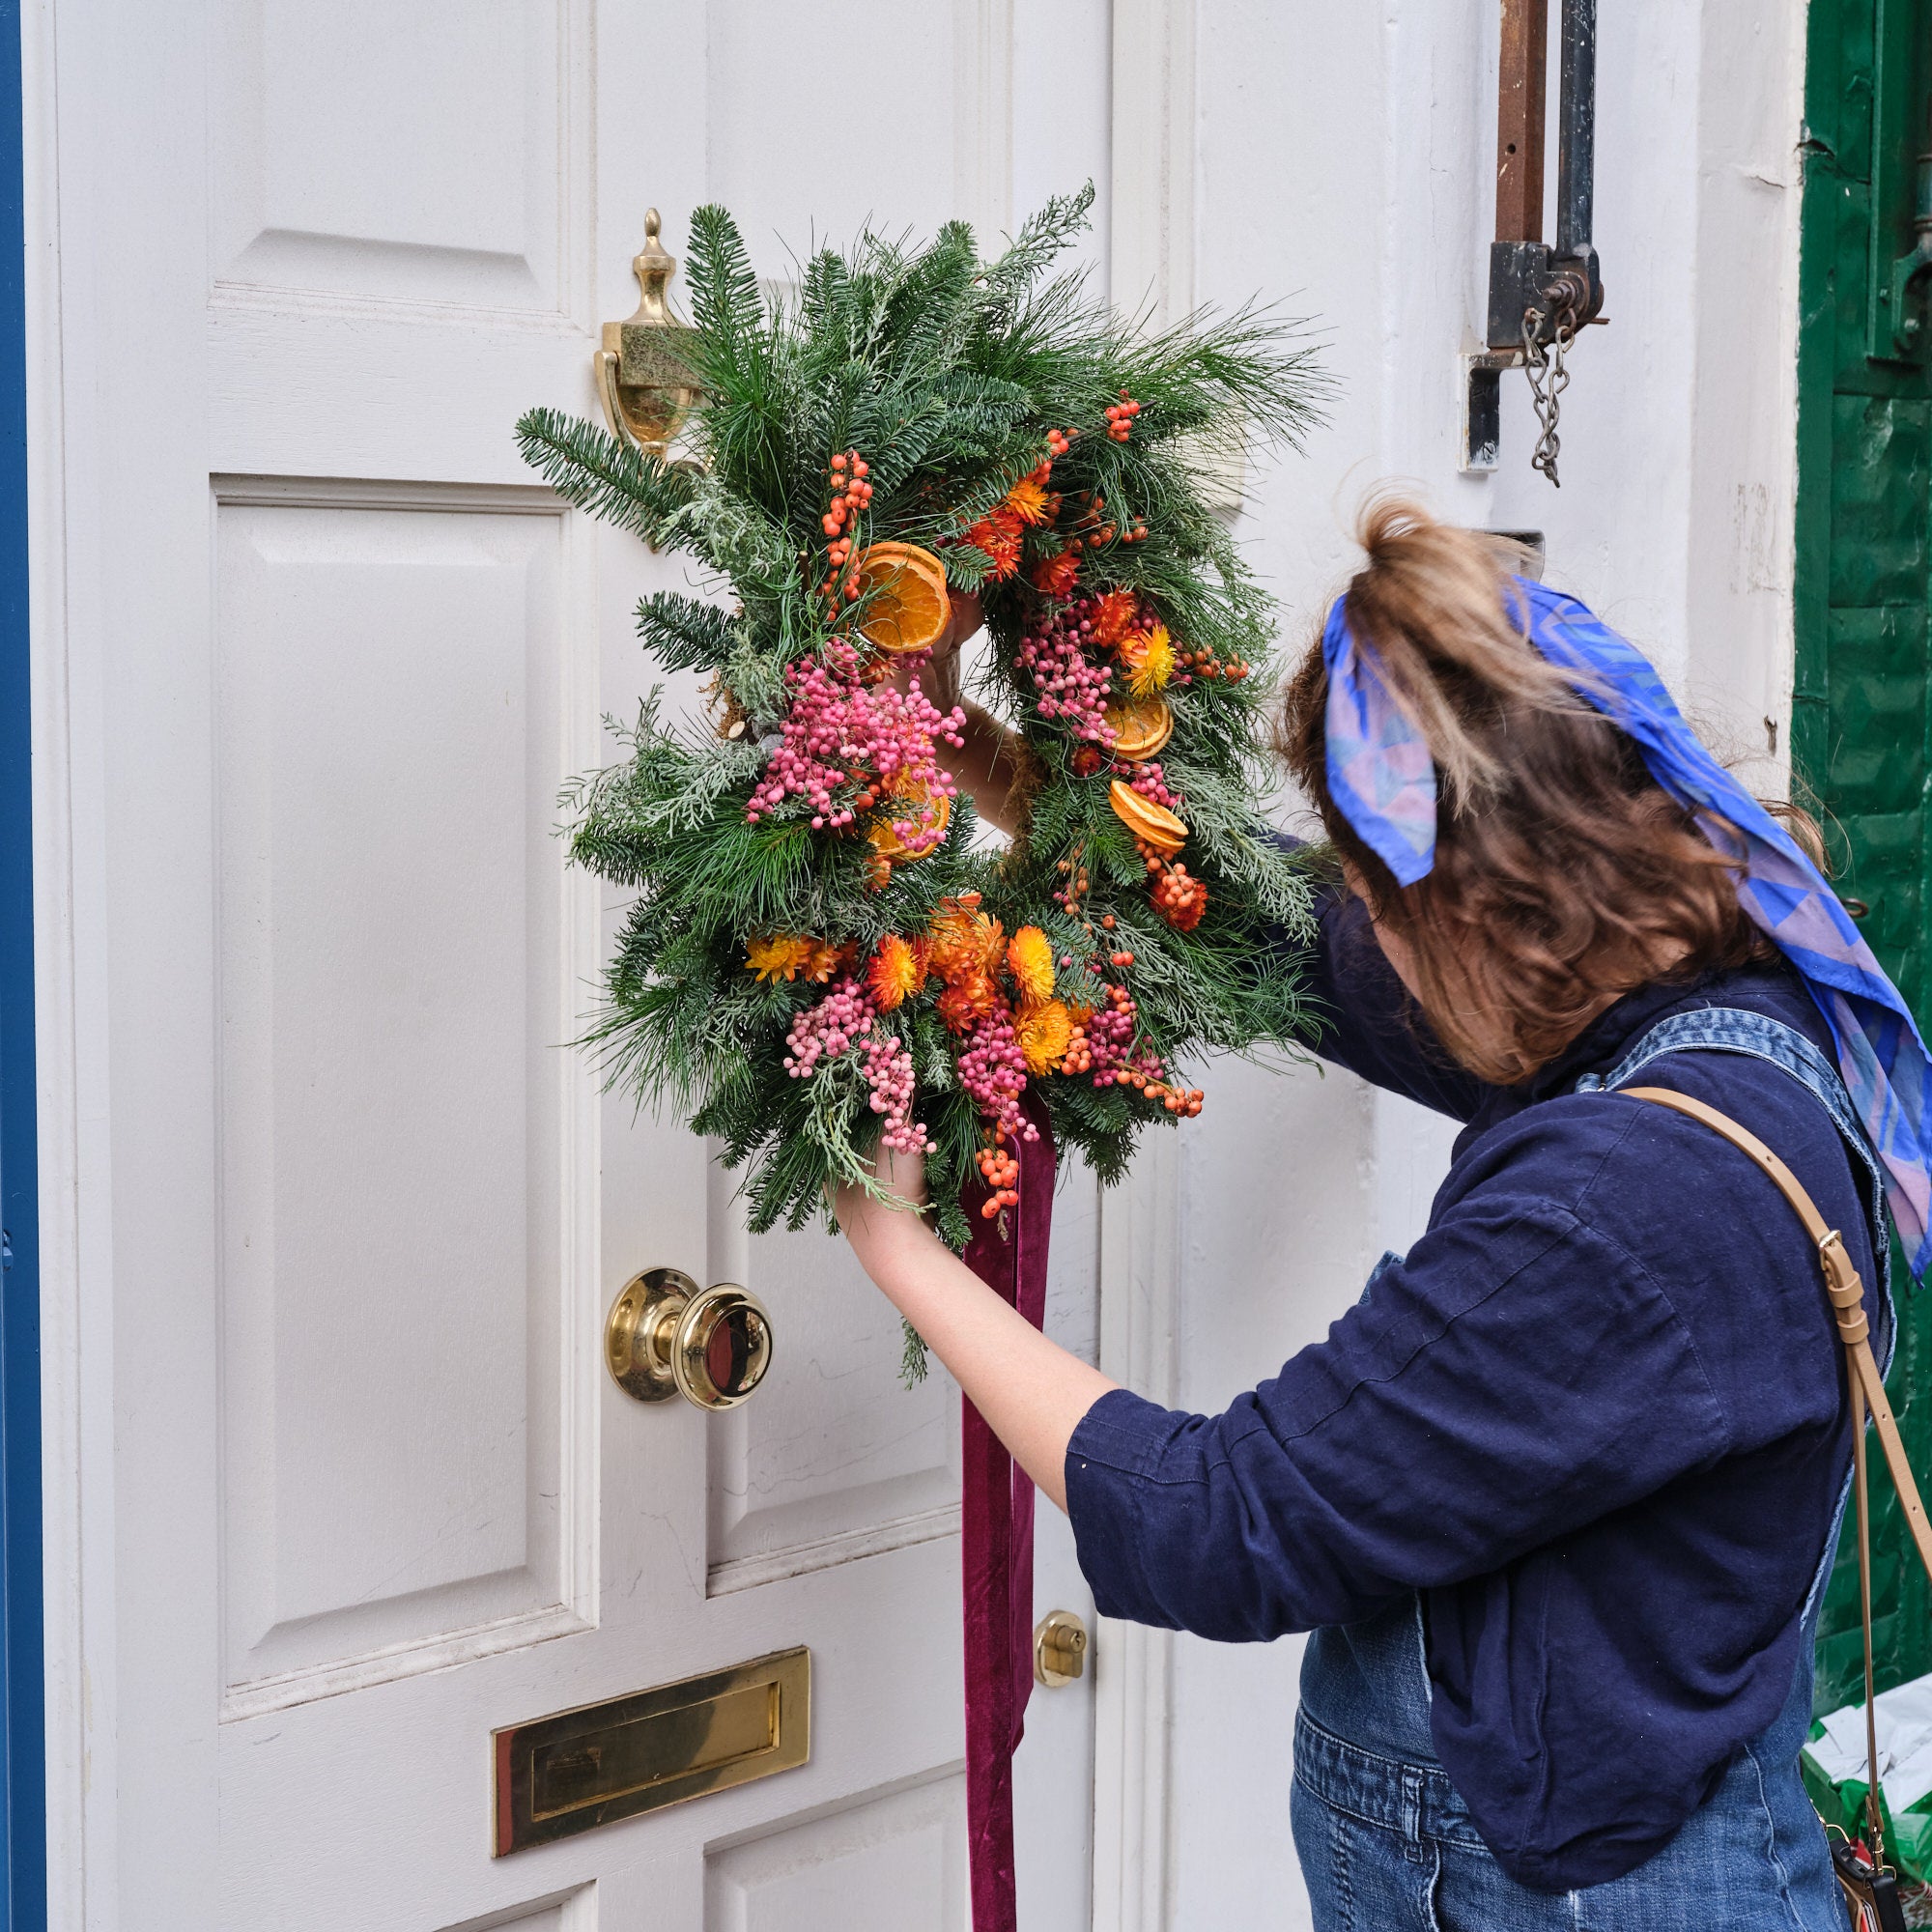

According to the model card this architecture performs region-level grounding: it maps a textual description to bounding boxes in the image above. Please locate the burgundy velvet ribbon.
[958,1090,1056,1932]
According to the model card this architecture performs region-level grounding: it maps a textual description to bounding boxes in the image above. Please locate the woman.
[840,500,1932,1926]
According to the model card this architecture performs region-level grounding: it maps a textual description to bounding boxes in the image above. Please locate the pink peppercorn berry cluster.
[958,1006,1038,1145]
[1104,391,1143,443]
[1016,598,1119,747]
[1080,984,1158,1089]
[746,639,966,835]
[819,450,872,598]
[1122,759,1182,811]
[782,977,933,1156]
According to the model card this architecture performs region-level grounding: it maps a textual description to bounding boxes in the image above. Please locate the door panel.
[41,1,1105,1924]
[708,1220,961,1588]
[702,1774,967,1931]
[209,0,591,316]
[213,480,595,1713]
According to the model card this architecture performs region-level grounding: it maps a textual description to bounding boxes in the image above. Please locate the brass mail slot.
[493,1647,810,1855]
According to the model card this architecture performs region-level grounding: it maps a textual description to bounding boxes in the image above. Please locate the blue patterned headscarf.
[1322,574,1932,1277]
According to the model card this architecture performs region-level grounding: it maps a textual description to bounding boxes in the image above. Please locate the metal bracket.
[1461,348,1522,473]
[1480,0,1605,479]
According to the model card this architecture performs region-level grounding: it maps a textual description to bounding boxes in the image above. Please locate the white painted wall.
[1165,2,1810,1924]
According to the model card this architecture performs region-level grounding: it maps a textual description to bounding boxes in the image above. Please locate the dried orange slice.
[868,787,952,863]
[1109,779,1187,855]
[850,542,952,655]
[1105,696,1174,761]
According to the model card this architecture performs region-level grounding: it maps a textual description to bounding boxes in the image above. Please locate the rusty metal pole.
[1495,0,1548,244]
[1488,0,1552,348]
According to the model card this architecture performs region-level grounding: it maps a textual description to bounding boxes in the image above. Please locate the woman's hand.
[895,588,1036,838]
[834,1135,1119,1513]
[832,1140,935,1280]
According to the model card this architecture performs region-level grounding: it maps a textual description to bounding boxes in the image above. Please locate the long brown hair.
[1278,497,1781,1085]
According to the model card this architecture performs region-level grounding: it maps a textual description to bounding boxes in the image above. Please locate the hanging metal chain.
[1521,302,1577,487]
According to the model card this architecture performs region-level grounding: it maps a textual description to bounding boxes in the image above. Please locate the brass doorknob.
[605,1268,773,1410]
[1033,1610,1090,1689]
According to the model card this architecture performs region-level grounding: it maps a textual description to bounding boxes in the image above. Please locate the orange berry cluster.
[1105,391,1143,443]
[1061,491,1150,555]
[1060,1029,1092,1075]
[818,450,872,599]
[1176,642,1249,683]
[976,1139,1021,1218]
[1046,426,1078,458]
[1052,851,1092,915]
[1145,1079,1206,1117]
[1150,858,1208,932]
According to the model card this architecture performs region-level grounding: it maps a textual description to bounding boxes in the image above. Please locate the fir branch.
[634,591,741,676]
[516,408,696,546]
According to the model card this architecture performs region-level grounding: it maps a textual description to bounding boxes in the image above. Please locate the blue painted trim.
[0,0,45,1919]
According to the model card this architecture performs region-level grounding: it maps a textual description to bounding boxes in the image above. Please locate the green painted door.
[1796,0,1932,1710]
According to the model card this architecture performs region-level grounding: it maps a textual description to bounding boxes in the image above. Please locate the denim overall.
[1290,1009,1896,1931]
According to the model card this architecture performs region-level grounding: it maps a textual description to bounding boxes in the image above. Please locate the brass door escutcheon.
[605,1268,773,1410]
[1034,1609,1090,1688]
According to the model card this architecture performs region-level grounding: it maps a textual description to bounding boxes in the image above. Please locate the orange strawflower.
[746,934,817,983]
[1031,549,1081,599]
[929,895,1004,983]
[868,934,928,1010]
[965,506,1024,581]
[1014,999,1073,1075]
[1122,622,1176,697]
[802,941,847,984]
[1007,925,1056,1007]
[1090,590,1142,648]
[937,973,1000,1034]
[1003,472,1056,527]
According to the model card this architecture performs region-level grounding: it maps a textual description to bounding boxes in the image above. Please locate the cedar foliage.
[520,188,1326,1275]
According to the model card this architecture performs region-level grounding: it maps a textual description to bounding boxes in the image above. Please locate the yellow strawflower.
[1015,999,1073,1075]
[1007,925,1057,1007]
[1122,622,1176,698]
[1003,474,1055,526]
[746,934,816,983]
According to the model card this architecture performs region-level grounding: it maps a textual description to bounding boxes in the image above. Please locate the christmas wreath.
[517,188,1324,1274]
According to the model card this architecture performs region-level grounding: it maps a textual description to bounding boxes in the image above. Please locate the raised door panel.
[437,1889,594,1932]
[703,0,1010,265]
[213,479,599,1714]
[210,0,591,317]
[704,1775,966,1931]
[706,1181,961,1594]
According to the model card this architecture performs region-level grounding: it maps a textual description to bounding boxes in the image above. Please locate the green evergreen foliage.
[518,189,1328,1285]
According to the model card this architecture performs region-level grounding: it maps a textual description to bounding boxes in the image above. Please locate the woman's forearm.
[949,702,1035,837]
[838,1199,1116,1511]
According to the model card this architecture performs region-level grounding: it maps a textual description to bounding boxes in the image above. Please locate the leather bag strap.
[1622,1084,1932,1857]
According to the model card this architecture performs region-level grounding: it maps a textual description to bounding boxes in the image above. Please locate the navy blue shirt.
[1064,882,1883,1890]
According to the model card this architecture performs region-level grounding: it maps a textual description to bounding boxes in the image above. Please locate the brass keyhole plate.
[1034,1609,1090,1689]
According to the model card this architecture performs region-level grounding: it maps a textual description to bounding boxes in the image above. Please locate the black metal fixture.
[1464,0,1607,483]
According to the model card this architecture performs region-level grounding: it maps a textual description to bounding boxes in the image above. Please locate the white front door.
[30,4,1110,1926]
